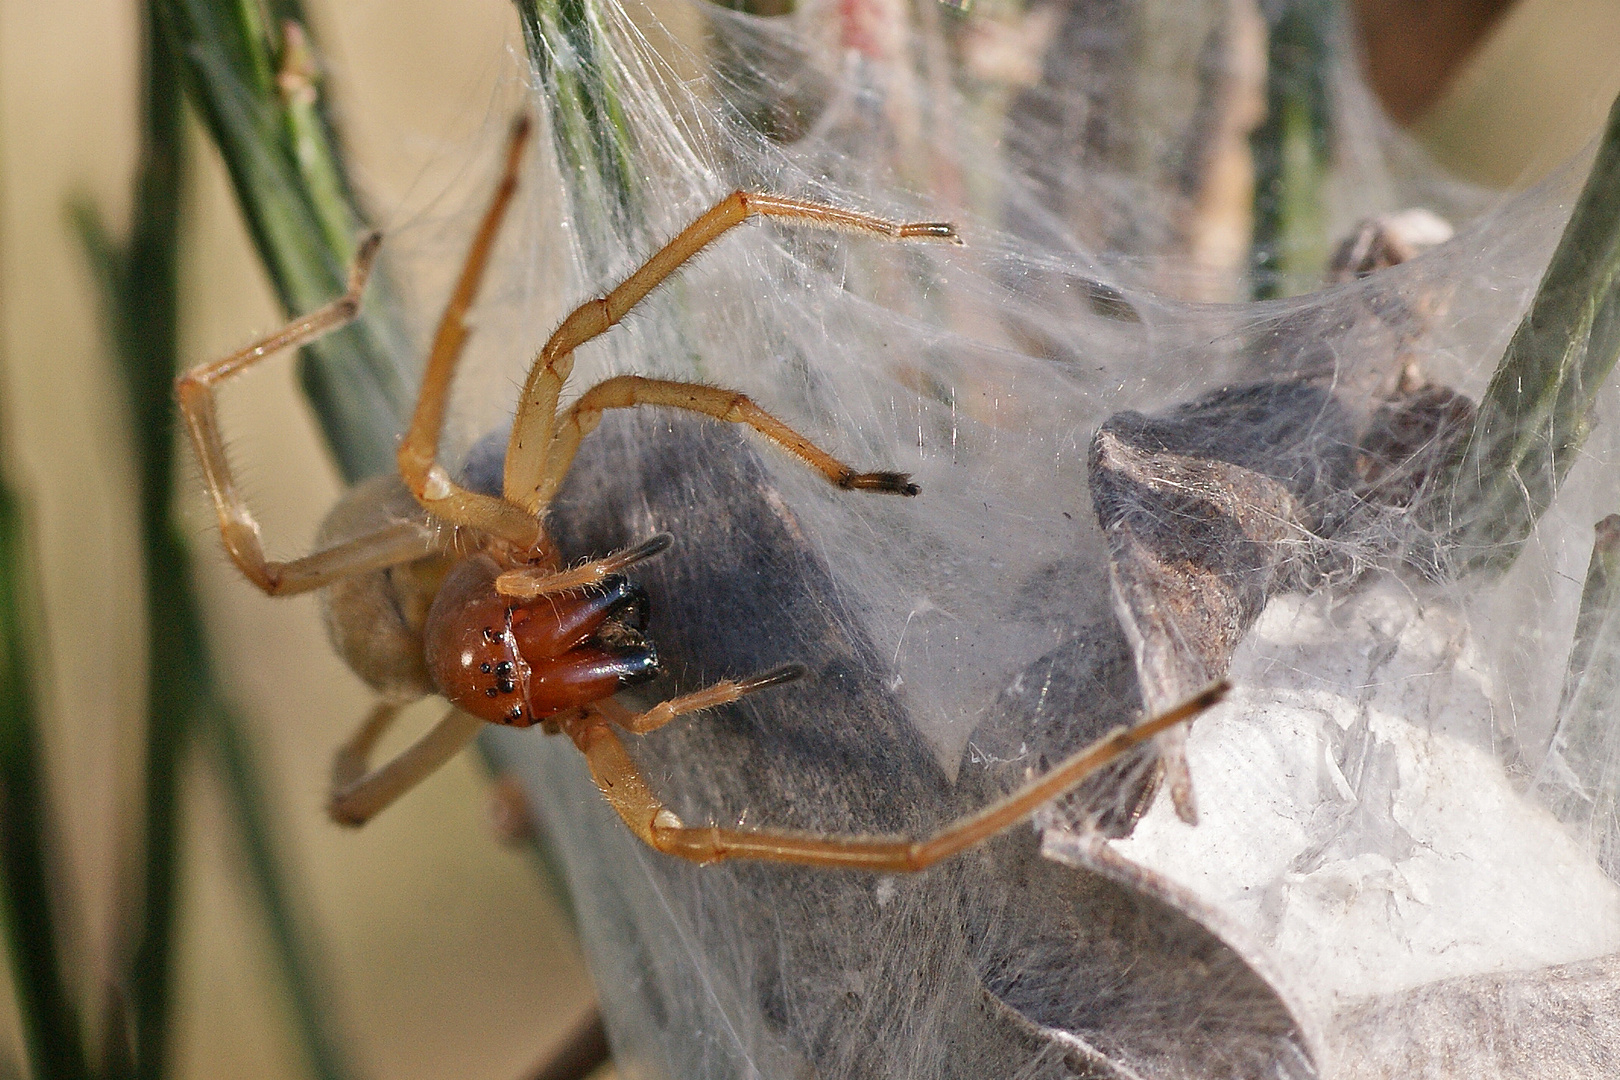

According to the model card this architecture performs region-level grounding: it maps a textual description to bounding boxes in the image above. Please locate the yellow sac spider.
[177,116,1226,868]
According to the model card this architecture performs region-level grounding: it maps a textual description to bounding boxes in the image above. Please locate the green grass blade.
[512,0,642,270]
[1441,90,1620,574]
[153,0,411,482]
[126,535,201,1080]
[201,703,357,1080]
[73,6,364,1078]
[1532,515,1620,872]
[0,466,92,1080]
[165,7,593,1070]
[67,9,191,1076]
[1249,0,1336,300]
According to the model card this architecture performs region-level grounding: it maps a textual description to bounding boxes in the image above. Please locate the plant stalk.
[1442,90,1620,574]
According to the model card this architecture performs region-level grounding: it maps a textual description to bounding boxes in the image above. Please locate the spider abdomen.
[315,474,452,703]
[423,554,659,727]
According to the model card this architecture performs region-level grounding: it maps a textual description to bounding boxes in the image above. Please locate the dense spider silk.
[391,0,1620,1075]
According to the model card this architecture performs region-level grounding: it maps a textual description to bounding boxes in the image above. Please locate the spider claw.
[840,471,920,496]
[618,532,674,567]
[345,232,384,296]
[898,221,963,245]
[738,663,809,695]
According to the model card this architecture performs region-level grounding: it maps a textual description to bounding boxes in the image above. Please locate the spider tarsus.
[1124,678,1232,744]
[622,532,674,565]
[1184,679,1232,715]
[839,470,921,496]
[739,663,809,695]
[347,231,383,292]
[327,799,367,829]
[898,221,963,245]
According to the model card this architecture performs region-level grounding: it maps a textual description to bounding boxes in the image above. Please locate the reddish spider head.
[423,554,659,727]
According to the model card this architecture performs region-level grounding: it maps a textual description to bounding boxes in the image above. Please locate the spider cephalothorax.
[425,555,658,728]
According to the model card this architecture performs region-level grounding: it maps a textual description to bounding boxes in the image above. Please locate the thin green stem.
[1441,90,1620,574]
[202,703,355,1080]
[153,0,410,482]
[1249,0,1335,300]
[126,534,201,1080]
[72,5,362,1079]
[1532,515,1620,873]
[513,0,641,273]
[78,10,190,1077]
[0,466,92,1080]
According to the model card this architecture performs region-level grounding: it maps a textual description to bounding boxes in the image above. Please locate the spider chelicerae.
[178,116,1224,869]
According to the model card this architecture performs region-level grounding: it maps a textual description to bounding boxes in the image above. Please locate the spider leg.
[177,234,438,595]
[592,664,806,735]
[503,191,959,514]
[328,703,485,826]
[565,680,1228,871]
[493,532,672,600]
[532,376,922,513]
[394,115,548,551]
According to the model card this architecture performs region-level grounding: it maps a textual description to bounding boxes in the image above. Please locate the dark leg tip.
[900,222,963,245]
[626,532,674,562]
[327,801,367,829]
[839,471,920,496]
[1193,679,1232,712]
[739,663,808,694]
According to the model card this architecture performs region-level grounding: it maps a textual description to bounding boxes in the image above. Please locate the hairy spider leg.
[175,234,443,595]
[501,190,961,517]
[538,375,925,523]
[327,702,485,826]
[494,532,671,601]
[326,665,806,826]
[582,663,806,735]
[394,115,552,553]
[563,680,1229,871]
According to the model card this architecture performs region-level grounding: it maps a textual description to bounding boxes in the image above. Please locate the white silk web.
[395,0,1620,1076]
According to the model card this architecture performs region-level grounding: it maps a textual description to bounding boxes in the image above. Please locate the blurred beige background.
[0,0,1617,1078]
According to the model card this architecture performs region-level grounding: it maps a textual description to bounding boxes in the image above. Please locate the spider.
[177,116,1227,870]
